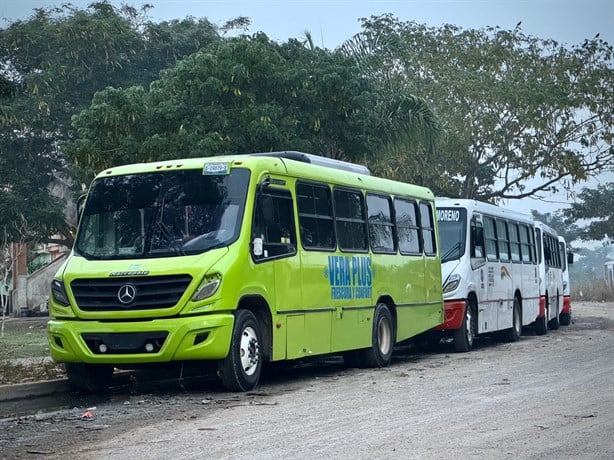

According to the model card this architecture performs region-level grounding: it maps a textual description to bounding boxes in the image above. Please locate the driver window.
[252,188,297,261]
[471,216,484,259]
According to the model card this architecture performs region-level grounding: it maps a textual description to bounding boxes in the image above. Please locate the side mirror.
[567,251,574,265]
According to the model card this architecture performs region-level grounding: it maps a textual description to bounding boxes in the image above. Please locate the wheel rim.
[377,317,392,355]
[239,326,259,376]
[466,309,474,346]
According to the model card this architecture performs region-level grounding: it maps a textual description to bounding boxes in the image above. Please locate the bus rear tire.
[453,303,475,352]
[65,363,114,393]
[560,312,571,326]
[361,303,394,368]
[218,310,262,392]
[342,350,364,368]
[548,300,560,330]
[500,297,522,343]
[535,307,548,336]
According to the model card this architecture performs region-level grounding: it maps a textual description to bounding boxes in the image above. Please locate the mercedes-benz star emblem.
[117,283,137,305]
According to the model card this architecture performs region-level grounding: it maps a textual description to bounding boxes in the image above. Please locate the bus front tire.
[218,309,262,392]
[453,303,475,352]
[361,303,394,368]
[65,363,114,393]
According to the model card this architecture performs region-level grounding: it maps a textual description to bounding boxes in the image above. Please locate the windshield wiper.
[441,242,462,263]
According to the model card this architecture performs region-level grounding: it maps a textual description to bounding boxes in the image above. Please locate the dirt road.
[1,301,613,459]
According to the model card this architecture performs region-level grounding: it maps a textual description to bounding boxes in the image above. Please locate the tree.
[530,209,583,245]
[340,30,442,187]
[1,221,29,335]
[0,2,221,246]
[67,34,390,175]
[564,183,614,242]
[346,15,614,200]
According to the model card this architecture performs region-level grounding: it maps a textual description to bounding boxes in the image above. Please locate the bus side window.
[471,218,484,259]
[296,182,335,250]
[334,188,368,252]
[395,198,420,255]
[484,216,498,261]
[544,233,554,267]
[419,202,437,256]
[252,189,297,260]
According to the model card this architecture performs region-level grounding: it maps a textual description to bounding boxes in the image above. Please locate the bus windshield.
[437,207,467,263]
[75,168,250,260]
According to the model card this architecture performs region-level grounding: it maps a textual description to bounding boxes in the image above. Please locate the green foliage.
[67,34,385,175]
[530,209,583,245]
[564,183,614,241]
[0,2,221,245]
[2,6,613,250]
[570,245,614,286]
[348,15,614,200]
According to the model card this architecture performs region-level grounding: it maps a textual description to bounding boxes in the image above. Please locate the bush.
[573,280,614,302]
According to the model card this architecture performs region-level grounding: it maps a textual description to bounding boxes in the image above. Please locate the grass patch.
[0,319,50,360]
[0,317,66,385]
[0,360,65,385]
[574,281,614,302]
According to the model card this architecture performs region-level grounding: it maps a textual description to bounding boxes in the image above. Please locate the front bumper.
[434,299,467,331]
[48,313,234,365]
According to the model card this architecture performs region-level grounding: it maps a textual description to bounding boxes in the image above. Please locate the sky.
[1,0,613,216]
[1,0,613,48]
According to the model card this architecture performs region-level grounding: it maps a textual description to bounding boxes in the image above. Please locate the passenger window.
[296,182,335,250]
[420,202,436,256]
[497,220,510,262]
[484,217,498,261]
[519,224,533,263]
[509,223,521,262]
[394,199,420,254]
[252,188,297,261]
[367,194,395,253]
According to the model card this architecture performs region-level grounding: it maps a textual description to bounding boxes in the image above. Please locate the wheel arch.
[376,294,397,337]
[236,295,272,362]
[467,291,478,313]
[514,289,523,321]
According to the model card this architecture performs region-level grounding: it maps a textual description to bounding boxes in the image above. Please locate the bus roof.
[94,152,434,202]
[435,198,534,223]
[533,219,559,236]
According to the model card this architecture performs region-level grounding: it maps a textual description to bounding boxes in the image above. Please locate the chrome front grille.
[71,275,192,311]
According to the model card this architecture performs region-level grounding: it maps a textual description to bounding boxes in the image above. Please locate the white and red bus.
[558,236,573,326]
[533,221,565,333]
[434,199,541,352]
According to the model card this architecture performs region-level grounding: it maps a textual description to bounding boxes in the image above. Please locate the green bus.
[48,152,443,392]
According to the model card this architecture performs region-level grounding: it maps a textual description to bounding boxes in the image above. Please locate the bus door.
[252,182,304,359]
[469,213,489,328]
[482,215,502,333]
[495,219,514,330]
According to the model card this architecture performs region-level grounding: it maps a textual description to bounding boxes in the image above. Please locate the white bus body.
[534,221,564,333]
[435,198,540,352]
[606,261,614,286]
[558,236,573,326]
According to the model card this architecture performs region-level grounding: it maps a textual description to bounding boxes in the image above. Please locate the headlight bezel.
[442,274,461,294]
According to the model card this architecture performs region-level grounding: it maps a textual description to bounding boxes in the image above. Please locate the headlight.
[192,275,221,301]
[51,279,70,306]
[442,274,461,294]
